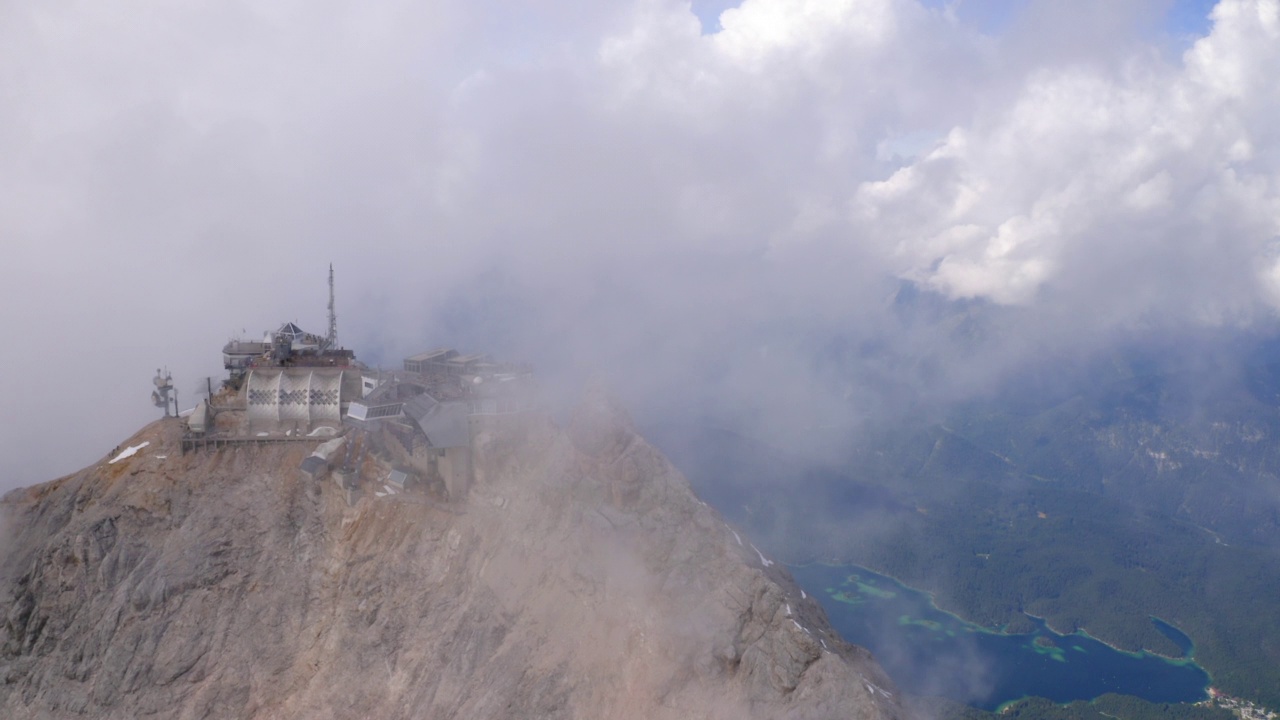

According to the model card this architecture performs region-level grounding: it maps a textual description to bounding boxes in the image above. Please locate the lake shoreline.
[789,561,1212,709]
[793,559,1201,665]
[789,559,1011,635]
[1071,625,1199,666]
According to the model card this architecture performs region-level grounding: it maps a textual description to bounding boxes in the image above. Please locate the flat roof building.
[404,348,458,374]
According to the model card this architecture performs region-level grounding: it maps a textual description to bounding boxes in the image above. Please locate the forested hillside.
[651,335,1280,710]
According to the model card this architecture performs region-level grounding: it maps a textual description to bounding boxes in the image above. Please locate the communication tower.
[151,368,177,417]
[326,263,338,351]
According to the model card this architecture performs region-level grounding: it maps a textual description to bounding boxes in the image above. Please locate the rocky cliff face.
[0,391,905,719]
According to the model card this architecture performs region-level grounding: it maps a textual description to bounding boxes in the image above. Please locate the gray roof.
[405,348,457,363]
[403,393,440,423]
[413,400,471,448]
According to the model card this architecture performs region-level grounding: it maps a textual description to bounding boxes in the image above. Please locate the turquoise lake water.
[788,564,1211,711]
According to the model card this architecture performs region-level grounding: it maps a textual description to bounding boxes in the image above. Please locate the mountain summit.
[0,390,903,719]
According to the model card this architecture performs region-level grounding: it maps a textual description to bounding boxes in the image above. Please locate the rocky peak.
[567,381,636,458]
[0,402,907,720]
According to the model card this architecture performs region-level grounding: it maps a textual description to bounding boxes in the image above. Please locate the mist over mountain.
[4,0,1280,717]
[3,0,1279,491]
[0,391,905,719]
[645,290,1280,709]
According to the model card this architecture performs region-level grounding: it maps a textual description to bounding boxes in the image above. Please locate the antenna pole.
[327,263,338,349]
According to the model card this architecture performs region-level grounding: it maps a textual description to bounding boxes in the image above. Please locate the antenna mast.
[327,263,338,349]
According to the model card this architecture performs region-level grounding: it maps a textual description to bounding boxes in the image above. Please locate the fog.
[2,0,1279,492]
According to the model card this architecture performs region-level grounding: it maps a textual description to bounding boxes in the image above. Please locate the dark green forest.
[915,693,1235,720]
[652,338,1280,712]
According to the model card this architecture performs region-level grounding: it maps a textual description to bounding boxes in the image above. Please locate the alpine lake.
[788,564,1211,711]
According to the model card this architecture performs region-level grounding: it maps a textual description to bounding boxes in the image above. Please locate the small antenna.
[192,376,217,402]
[152,368,176,417]
[326,263,338,350]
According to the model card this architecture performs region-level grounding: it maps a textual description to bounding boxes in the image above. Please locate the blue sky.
[1166,0,1225,34]
[691,0,1221,38]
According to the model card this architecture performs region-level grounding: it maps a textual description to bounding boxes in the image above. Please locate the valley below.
[788,563,1210,711]
[649,343,1280,717]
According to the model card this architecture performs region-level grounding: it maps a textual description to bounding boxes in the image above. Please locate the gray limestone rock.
[0,403,908,720]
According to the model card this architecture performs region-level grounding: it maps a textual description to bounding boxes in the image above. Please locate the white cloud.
[2,0,1279,485]
[713,0,900,62]
[853,0,1280,314]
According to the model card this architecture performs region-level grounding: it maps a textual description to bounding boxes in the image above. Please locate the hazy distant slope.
[652,338,1280,709]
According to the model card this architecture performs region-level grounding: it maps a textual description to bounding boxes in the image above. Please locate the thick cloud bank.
[1,0,1278,486]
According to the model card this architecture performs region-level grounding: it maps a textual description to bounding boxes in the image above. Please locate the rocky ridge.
[0,390,905,719]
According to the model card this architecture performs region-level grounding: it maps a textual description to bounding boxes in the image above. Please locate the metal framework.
[326,263,338,350]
